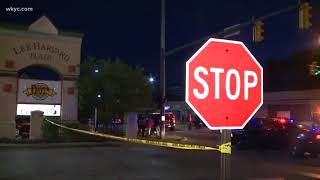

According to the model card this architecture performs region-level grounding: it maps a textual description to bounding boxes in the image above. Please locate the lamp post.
[94,107,97,131]
[160,0,166,139]
[95,94,101,131]
[93,66,101,131]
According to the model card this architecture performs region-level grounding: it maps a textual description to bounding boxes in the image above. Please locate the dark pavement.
[0,140,319,180]
[166,124,221,147]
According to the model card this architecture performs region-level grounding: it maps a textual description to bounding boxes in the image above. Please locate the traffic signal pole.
[166,3,300,56]
[160,0,166,139]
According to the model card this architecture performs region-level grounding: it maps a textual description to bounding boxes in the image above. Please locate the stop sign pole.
[220,129,231,180]
[186,38,263,180]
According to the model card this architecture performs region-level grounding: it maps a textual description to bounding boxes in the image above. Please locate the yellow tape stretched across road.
[45,119,231,154]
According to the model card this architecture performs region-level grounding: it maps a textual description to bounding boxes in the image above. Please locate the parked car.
[232,117,290,149]
[291,122,320,157]
[16,122,30,137]
[232,117,320,158]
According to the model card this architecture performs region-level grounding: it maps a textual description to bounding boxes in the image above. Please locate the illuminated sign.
[17,104,61,116]
[18,79,61,104]
[23,83,57,100]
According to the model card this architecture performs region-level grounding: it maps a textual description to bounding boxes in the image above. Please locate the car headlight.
[297,133,305,139]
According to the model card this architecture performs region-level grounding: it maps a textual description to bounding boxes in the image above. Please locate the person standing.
[137,114,145,137]
[154,117,160,138]
[146,116,154,137]
[188,113,193,130]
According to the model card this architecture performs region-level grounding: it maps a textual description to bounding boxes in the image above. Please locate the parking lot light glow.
[149,77,154,83]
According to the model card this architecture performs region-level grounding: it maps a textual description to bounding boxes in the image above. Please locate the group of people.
[137,114,160,137]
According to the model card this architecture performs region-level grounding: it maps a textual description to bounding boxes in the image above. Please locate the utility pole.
[160,0,166,139]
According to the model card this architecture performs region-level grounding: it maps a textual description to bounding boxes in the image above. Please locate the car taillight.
[303,128,310,132]
[316,134,320,140]
[279,118,286,124]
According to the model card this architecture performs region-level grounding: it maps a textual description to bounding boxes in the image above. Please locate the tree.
[77,57,153,122]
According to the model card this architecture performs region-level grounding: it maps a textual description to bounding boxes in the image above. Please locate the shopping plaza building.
[0,16,82,138]
[168,89,320,126]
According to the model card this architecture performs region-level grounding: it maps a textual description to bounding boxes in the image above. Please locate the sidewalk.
[0,124,221,149]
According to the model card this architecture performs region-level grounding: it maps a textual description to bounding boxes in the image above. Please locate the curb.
[0,136,186,149]
[0,141,121,149]
[44,119,225,152]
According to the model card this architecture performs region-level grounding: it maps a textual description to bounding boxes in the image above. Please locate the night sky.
[1,0,319,86]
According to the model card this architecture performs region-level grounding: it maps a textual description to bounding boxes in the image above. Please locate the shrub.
[42,119,60,140]
[42,119,106,142]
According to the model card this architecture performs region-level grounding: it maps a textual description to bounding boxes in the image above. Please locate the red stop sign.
[186,38,263,130]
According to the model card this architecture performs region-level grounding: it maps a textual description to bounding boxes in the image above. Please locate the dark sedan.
[291,123,320,157]
[232,117,320,157]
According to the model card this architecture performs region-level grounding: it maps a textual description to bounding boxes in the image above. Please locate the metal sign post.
[220,129,231,180]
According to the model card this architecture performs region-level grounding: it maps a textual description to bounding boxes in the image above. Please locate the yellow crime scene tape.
[45,119,231,154]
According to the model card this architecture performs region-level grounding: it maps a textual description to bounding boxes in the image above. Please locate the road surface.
[0,140,319,180]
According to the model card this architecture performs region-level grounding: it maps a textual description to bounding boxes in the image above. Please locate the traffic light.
[253,20,264,43]
[309,61,320,75]
[299,2,312,30]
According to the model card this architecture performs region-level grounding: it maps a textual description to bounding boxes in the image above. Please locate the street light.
[97,94,101,98]
[149,77,155,83]
[94,69,99,73]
